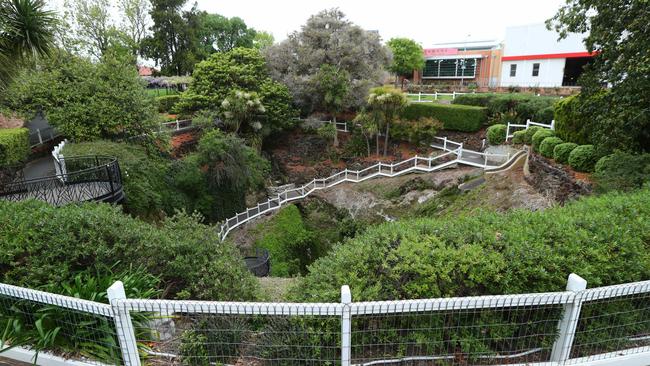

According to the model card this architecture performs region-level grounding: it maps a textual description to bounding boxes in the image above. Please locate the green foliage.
[391,117,442,146]
[452,93,557,124]
[531,129,555,152]
[553,142,578,164]
[523,126,541,145]
[254,205,312,277]
[156,94,181,113]
[593,151,650,192]
[539,136,564,158]
[402,103,487,132]
[0,200,259,301]
[486,124,507,145]
[316,122,337,146]
[386,38,424,78]
[568,145,598,172]
[0,127,29,166]
[553,94,592,145]
[367,86,409,156]
[511,130,526,145]
[221,90,265,134]
[4,51,156,141]
[451,93,496,107]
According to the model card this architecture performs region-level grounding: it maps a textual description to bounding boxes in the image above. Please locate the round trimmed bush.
[553,142,578,164]
[486,124,507,145]
[568,145,598,172]
[531,129,555,152]
[539,137,563,158]
[511,130,526,145]
[523,126,541,145]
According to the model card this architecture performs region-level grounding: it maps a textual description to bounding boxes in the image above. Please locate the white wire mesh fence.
[1,276,649,365]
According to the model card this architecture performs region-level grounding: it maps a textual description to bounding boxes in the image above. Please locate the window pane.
[532,63,540,77]
[423,60,439,77]
[510,64,517,77]
[439,59,457,77]
[457,58,476,77]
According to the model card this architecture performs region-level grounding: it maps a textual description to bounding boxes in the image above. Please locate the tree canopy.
[386,37,424,87]
[264,8,390,114]
[547,0,650,153]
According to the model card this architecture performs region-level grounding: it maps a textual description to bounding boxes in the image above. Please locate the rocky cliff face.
[525,153,592,203]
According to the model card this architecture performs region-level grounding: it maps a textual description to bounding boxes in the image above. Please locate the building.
[499,23,594,88]
[414,40,502,87]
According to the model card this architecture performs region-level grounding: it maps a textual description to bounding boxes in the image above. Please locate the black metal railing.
[244,249,271,277]
[0,156,124,206]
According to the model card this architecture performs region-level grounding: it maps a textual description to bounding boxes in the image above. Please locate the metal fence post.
[341,285,352,366]
[107,281,141,366]
[550,273,587,363]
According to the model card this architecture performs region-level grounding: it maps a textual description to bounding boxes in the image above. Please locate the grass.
[146,88,180,97]
[406,94,454,102]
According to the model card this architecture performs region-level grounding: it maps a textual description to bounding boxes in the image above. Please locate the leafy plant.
[568,145,598,172]
[531,129,555,152]
[0,128,28,166]
[511,130,526,145]
[539,136,563,158]
[391,117,442,147]
[553,142,578,164]
[486,124,507,145]
[401,103,487,132]
[523,126,541,145]
[593,151,650,192]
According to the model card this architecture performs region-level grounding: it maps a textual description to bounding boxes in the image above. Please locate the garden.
[0,0,649,364]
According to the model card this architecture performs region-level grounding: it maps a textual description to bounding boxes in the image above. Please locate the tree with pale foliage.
[221,90,265,135]
[366,86,408,156]
[353,111,380,157]
[264,8,390,114]
[312,64,350,147]
[386,38,424,89]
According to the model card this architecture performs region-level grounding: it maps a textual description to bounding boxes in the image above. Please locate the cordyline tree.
[367,86,408,157]
[312,64,350,147]
[386,38,424,89]
[264,8,390,114]
[547,0,650,153]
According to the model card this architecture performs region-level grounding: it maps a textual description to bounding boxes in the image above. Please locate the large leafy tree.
[547,0,650,153]
[0,0,56,90]
[386,38,424,89]
[312,64,350,147]
[141,0,191,75]
[366,86,408,156]
[264,8,390,114]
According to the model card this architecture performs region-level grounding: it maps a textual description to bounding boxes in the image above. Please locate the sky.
[194,0,567,46]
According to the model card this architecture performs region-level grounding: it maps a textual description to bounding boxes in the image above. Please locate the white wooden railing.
[51,140,67,183]
[407,91,474,102]
[506,119,555,141]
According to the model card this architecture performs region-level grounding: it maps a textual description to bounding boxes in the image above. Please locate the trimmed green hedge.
[594,152,650,192]
[156,95,181,113]
[0,128,29,166]
[523,126,541,145]
[553,142,578,164]
[486,124,507,145]
[401,103,486,132]
[511,130,526,145]
[531,129,555,152]
[554,94,594,145]
[539,137,563,158]
[453,93,558,124]
[569,145,598,172]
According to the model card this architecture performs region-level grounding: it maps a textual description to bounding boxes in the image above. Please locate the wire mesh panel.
[0,291,120,365]
[350,294,570,366]
[567,282,650,364]
[122,301,342,365]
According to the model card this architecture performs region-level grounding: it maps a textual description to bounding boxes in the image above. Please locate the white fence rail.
[407,91,474,102]
[297,117,349,132]
[1,274,649,365]
[52,139,67,183]
[29,126,60,148]
[506,119,556,141]
[158,119,194,133]
[218,137,521,241]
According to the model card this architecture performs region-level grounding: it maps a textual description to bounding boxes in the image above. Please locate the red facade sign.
[423,48,459,57]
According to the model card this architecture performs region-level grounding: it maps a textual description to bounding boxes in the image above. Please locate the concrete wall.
[503,23,587,57]
[500,58,566,87]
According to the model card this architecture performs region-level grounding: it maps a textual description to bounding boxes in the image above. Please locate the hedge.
[569,145,598,172]
[156,95,181,113]
[539,137,563,158]
[486,124,507,145]
[554,94,595,145]
[594,152,650,192]
[453,93,558,124]
[553,142,578,164]
[531,129,555,152]
[523,126,541,145]
[401,103,486,132]
[0,128,29,166]
[511,130,526,144]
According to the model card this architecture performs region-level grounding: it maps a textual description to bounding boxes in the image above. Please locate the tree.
[264,8,390,114]
[141,0,191,75]
[547,0,650,153]
[221,90,265,134]
[0,0,56,90]
[386,38,424,89]
[366,86,408,156]
[4,51,156,141]
[178,47,296,135]
[66,0,120,58]
[118,0,151,54]
[353,111,379,157]
[312,64,350,147]
[253,30,274,50]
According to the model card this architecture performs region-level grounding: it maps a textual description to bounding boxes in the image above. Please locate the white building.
[499,23,593,88]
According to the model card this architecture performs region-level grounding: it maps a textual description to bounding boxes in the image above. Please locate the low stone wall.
[524,152,591,203]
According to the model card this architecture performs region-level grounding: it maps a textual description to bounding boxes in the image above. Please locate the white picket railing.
[1,274,649,366]
[506,119,556,141]
[407,91,474,102]
[158,119,194,133]
[52,140,68,183]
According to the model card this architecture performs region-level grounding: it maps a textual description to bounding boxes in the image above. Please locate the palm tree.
[0,0,56,89]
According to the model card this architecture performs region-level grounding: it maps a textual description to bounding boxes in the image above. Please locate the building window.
[532,63,540,77]
[510,64,517,77]
[423,58,477,78]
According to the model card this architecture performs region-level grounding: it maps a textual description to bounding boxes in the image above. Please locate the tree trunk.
[333,116,339,147]
[383,121,390,157]
[366,137,371,157]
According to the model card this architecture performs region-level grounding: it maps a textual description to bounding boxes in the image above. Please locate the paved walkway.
[21,156,56,181]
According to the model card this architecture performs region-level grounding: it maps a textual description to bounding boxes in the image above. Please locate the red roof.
[138,66,154,76]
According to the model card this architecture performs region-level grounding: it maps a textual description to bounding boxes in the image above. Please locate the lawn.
[146,88,180,97]
[406,93,454,102]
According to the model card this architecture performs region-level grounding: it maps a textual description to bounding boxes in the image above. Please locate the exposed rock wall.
[524,153,591,203]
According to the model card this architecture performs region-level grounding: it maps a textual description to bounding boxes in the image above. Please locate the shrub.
[0,128,29,166]
[156,95,181,113]
[391,117,442,146]
[531,129,555,152]
[0,200,260,301]
[453,93,558,124]
[539,136,563,158]
[568,145,598,172]
[593,152,650,192]
[486,124,507,145]
[553,142,578,164]
[511,130,527,145]
[523,126,541,145]
[554,94,593,145]
[401,103,487,132]
[451,93,496,107]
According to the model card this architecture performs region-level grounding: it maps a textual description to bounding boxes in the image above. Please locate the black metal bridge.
[0,156,124,206]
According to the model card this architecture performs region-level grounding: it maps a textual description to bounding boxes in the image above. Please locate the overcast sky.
[195,0,567,46]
